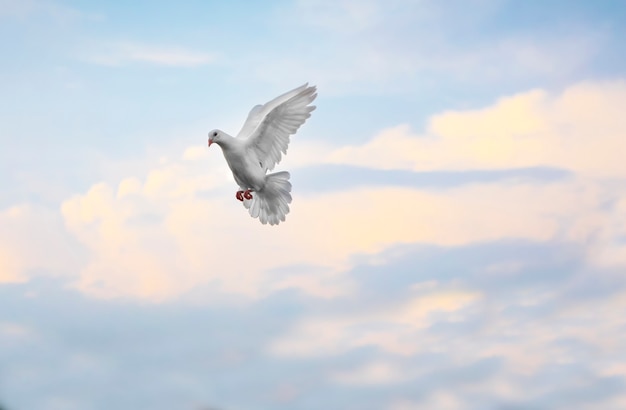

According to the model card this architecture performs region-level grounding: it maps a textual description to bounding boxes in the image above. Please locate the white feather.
[237,83,317,172]
[208,84,317,225]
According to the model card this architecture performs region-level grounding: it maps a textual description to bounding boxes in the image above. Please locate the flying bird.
[207,83,317,225]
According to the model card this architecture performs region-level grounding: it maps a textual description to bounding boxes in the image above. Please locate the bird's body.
[219,137,266,191]
[208,83,317,225]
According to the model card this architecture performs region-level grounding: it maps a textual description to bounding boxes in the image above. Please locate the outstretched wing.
[237,83,317,171]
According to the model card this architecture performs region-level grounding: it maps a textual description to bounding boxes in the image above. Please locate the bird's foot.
[236,189,254,201]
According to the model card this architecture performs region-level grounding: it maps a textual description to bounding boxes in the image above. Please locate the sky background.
[2,0,626,409]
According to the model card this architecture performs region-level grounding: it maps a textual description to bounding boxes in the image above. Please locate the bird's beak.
[208,138,213,147]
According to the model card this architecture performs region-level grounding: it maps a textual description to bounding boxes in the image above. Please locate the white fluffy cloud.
[58,167,610,300]
[325,81,626,177]
[1,81,624,302]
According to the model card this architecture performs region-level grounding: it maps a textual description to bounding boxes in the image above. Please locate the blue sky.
[2,1,626,409]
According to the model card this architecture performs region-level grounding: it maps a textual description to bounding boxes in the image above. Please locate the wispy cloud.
[0,0,101,22]
[251,0,604,93]
[88,42,216,67]
[0,0,40,17]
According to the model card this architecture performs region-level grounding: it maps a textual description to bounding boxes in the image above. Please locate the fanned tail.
[243,171,292,225]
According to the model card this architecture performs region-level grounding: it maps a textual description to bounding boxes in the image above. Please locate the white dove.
[207,83,317,225]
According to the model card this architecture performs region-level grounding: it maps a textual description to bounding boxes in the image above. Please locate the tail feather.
[243,171,292,225]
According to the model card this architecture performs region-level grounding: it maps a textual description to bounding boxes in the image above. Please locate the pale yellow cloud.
[62,181,194,300]
[182,145,209,161]
[325,81,626,177]
[0,246,23,283]
[59,168,607,301]
[0,204,75,284]
[57,132,624,301]
[60,159,355,300]
[116,177,142,199]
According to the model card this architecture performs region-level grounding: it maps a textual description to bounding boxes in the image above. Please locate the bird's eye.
[212,131,218,137]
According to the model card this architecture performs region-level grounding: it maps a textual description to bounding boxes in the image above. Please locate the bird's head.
[208,129,222,147]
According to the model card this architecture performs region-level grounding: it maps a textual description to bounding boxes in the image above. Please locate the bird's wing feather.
[237,83,317,171]
[235,104,264,141]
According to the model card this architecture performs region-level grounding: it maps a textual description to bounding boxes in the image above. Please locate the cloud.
[251,0,602,93]
[0,204,76,284]
[58,152,356,301]
[324,81,626,178]
[59,164,605,301]
[264,239,626,408]
[3,237,625,409]
[2,0,626,407]
[0,0,101,22]
[0,321,32,340]
[288,0,387,34]
[269,285,481,357]
[331,360,406,385]
[89,43,215,67]
[0,80,620,301]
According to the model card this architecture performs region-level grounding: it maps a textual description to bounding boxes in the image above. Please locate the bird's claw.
[236,190,253,201]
